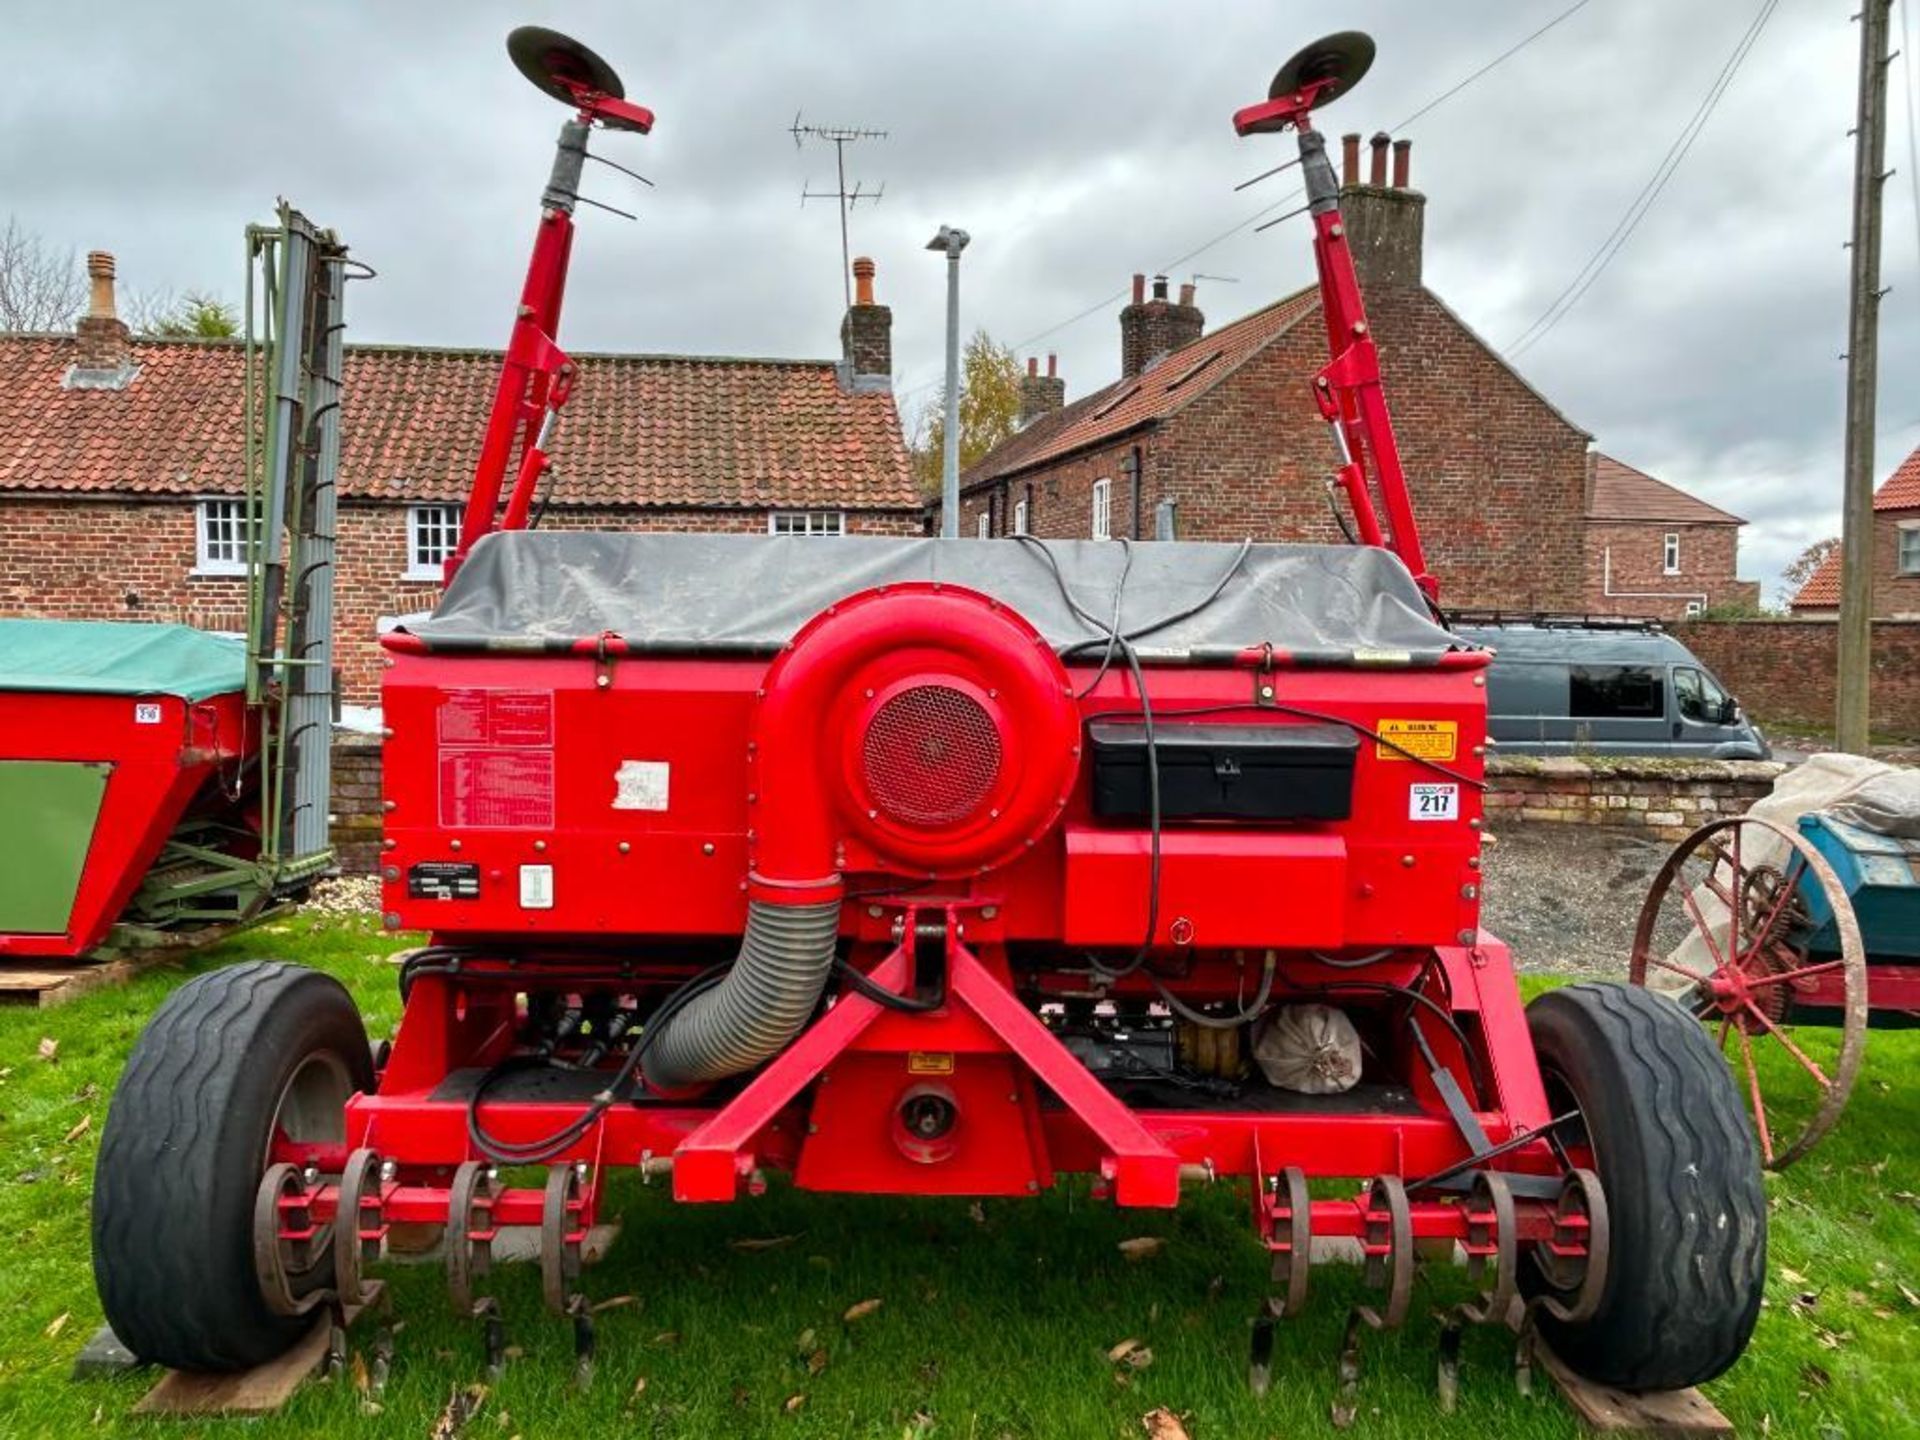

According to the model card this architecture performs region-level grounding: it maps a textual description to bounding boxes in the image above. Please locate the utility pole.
[792,116,888,310]
[927,226,971,537]
[1837,0,1894,752]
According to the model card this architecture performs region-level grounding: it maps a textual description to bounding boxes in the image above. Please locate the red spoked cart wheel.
[1630,815,1867,1169]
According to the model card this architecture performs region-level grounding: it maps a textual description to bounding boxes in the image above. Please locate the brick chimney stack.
[68,250,137,389]
[1017,352,1066,427]
[1118,271,1205,378]
[838,255,892,390]
[1338,131,1426,291]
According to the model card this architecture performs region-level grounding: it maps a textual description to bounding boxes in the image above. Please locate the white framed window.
[976,511,991,539]
[193,498,250,576]
[1684,599,1705,617]
[1012,497,1029,536]
[769,510,846,537]
[1662,532,1681,575]
[405,504,464,581]
[1091,478,1112,541]
[1900,521,1920,575]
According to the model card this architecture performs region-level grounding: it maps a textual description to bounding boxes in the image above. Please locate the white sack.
[1253,1004,1362,1094]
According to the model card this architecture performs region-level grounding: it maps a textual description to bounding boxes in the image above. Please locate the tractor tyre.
[92,961,373,1371]
[1521,982,1766,1391]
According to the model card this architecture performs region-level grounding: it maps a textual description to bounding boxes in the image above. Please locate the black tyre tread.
[92,961,371,1372]
[1525,982,1766,1391]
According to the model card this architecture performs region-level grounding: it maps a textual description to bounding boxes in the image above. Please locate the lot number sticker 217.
[1409,783,1459,821]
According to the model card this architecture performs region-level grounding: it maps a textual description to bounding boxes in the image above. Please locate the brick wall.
[963,288,1591,614]
[331,737,383,874]
[1676,617,1920,739]
[1584,521,1758,619]
[1486,754,1785,840]
[0,495,922,701]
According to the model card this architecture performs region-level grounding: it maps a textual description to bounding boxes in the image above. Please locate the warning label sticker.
[1374,719,1458,763]
[907,1052,956,1076]
[437,689,556,829]
[438,689,554,747]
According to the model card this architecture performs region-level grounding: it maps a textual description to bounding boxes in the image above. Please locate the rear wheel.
[1521,983,1765,1391]
[93,961,372,1371]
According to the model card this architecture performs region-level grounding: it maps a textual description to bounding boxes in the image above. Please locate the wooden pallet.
[132,1290,379,1418]
[0,959,141,1008]
[1533,1342,1732,1436]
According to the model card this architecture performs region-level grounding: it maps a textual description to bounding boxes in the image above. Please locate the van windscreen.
[1569,665,1664,719]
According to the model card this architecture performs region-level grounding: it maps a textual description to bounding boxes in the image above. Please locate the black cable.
[465,963,728,1165]
[832,955,945,1013]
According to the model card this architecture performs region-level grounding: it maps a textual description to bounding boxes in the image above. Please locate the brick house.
[0,254,918,699]
[956,133,1748,618]
[1789,446,1920,618]
[1583,454,1757,619]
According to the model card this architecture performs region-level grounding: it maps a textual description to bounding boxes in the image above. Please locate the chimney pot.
[1369,132,1390,188]
[1341,133,1361,187]
[1391,138,1411,189]
[1047,353,1057,378]
[86,250,119,322]
[1027,355,1039,377]
[839,259,891,386]
[1131,272,1146,304]
[1177,281,1195,308]
[851,255,876,306]
[1151,274,1169,301]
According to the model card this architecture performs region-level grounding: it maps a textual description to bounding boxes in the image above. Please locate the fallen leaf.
[1900,1282,1920,1308]
[37,1038,57,1062]
[1108,1337,1145,1363]
[784,1393,807,1413]
[968,1201,986,1225]
[62,1115,90,1144]
[652,1330,681,1346]
[591,1294,636,1313]
[1779,1266,1808,1287]
[795,1327,817,1354]
[844,1298,883,1322]
[44,1311,68,1339]
[350,1350,369,1393]
[1118,1237,1166,1262]
[807,1348,829,1376]
[1801,1362,1833,1391]
[730,1234,799,1253]
[428,1383,488,1440]
[1141,1406,1191,1440]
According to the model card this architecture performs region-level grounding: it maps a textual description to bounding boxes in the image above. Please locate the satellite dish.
[1268,31,1376,108]
[507,26,627,106]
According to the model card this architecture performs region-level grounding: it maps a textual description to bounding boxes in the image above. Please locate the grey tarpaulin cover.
[402,532,1462,665]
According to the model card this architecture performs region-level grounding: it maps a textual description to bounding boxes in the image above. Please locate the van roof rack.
[1445,609,1669,634]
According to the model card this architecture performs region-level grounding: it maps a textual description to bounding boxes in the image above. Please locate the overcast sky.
[4,1,1912,601]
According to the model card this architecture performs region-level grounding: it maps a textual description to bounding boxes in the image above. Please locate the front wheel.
[92,961,373,1372]
[1521,983,1765,1391]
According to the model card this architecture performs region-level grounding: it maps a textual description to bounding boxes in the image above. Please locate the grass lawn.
[1,917,1917,1438]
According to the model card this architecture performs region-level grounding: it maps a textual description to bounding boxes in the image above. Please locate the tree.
[129,289,240,339]
[1780,535,1840,599]
[913,328,1023,496]
[0,217,83,331]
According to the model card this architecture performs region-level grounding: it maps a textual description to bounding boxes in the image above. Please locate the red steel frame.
[275,64,1598,1282]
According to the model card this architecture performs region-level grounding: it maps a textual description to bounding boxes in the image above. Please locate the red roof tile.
[1788,446,1920,607]
[0,335,916,512]
[962,289,1320,487]
[1792,548,1841,608]
[1586,454,1743,525]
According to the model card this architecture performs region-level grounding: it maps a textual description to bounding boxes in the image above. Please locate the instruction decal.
[1374,718,1458,763]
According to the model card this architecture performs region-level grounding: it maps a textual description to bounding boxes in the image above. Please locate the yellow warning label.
[907,1052,955,1075]
[1375,719,1458,762]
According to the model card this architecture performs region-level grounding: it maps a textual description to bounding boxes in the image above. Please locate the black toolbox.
[1088,719,1359,822]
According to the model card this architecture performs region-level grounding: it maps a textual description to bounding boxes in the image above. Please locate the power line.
[1507,0,1780,357]
[991,0,1597,367]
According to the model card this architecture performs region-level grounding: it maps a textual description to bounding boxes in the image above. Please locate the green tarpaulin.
[0,620,246,702]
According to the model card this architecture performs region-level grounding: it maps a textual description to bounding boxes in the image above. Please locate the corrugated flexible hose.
[642,898,843,1090]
